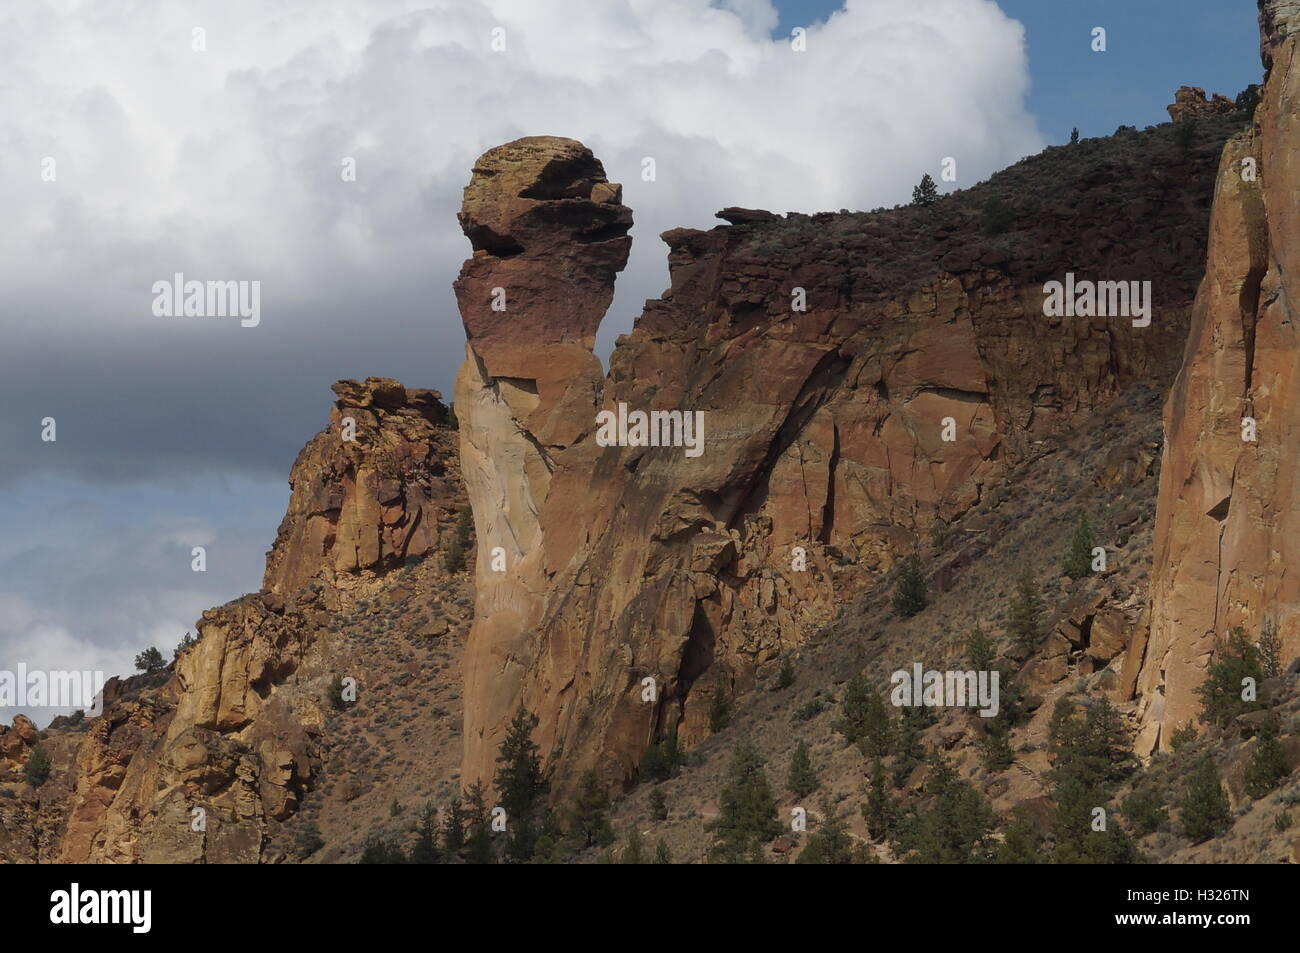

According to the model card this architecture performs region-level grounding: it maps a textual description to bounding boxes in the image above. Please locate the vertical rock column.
[1136,0,1300,751]
[452,137,631,786]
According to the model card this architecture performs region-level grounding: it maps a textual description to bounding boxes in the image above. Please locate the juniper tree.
[796,799,866,864]
[892,553,928,617]
[640,730,680,783]
[708,742,781,863]
[494,707,547,827]
[911,173,938,206]
[862,758,893,841]
[1258,621,1282,679]
[134,646,165,674]
[566,769,615,849]
[892,753,996,864]
[786,740,819,799]
[1180,756,1232,843]
[1063,512,1095,578]
[23,744,51,788]
[1005,569,1045,654]
[411,802,443,864]
[1244,717,1290,799]
[1196,628,1265,726]
[994,808,1045,864]
[649,786,668,822]
[834,673,891,758]
[1069,127,1080,145]
[442,797,466,852]
[464,780,495,864]
[1121,786,1168,836]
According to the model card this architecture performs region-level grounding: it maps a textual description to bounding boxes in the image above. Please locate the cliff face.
[1136,0,1300,751]
[0,379,466,863]
[453,122,1229,793]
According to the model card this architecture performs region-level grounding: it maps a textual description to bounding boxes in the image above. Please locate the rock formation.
[1135,0,1300,751]
[453,122,1231,794]
[1,379,465,863]
[1167,85,1238,122]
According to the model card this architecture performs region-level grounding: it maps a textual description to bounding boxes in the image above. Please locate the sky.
[0,0,1264,725]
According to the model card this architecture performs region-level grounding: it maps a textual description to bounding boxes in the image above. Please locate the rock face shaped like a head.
[454,136,631,379]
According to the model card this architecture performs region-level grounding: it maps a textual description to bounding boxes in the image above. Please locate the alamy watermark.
[595,403,705,458]
[152,273,261,327]
[890,663,999,717]
[0,665,105,716]
[1042,272,1151,327]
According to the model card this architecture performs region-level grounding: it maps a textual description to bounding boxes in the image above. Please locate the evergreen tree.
[1244,717,1290,799]
[442,797,466,852]
[1069,127,1080,145]
[978,714,1014,772]
[1121,786,1168,836]
[358,836,407,864]
[567,769,616,849]
[787,740,820,799]
[994,808,1044,864]
[966,624,996,672]
[23,744,51,788]
[708,742,781,863]
[1195,628,1265,726]
[892,553,928,617]
[327,674,347,710]
[891,704,930,787]
[1179,756,1232,843]
[1258,621,1282,679]
[892,753,996,864]
[796,799,865,864]
[862,758,893,841]
[411,802,443,864]
[833,673,891,757]
[134,646,165,674]
[464,780,495,864]
[911,173,939,206]
[775,656,796,690]
[494,707,547,860]
[1005,569,1045,654]
[649,786,668,822]
[1063,512,1095,578]
[639,730,681,783]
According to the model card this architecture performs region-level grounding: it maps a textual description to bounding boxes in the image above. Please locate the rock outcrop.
[1168,85,1238,122]
[453,122,1232,794]
[1135,0,1300,751]
[1,379,466,863]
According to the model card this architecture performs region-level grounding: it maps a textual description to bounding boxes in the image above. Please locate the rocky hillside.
[451,116,1235,797]
[2,2,1294,866]
[0,378,473,863]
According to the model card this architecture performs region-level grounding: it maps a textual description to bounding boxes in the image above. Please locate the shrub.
[1121,786,1168,836]
[1179,756,1232,843]
[1063,512,1094,578]
[980,195,1014,235]
[892,553,928,618]
[23,744,51,788]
